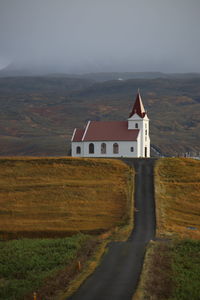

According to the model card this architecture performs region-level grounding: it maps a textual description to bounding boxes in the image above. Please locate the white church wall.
[128,114,150,158]
[128,114,142,130]
[72,135,150,158]
[72,141,138,158]
[71,142,84,157]
[137,131,141,157]
[143,117,150,157]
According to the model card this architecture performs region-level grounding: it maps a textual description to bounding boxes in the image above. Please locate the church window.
[89,143,94,154]
[130,147,134,152]
[101,143,106,154]
[113,143,119,154]
[145,130,147,135]
[135,123,138,128]
[76,146,81,154]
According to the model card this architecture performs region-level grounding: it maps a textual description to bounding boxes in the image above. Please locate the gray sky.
[0,0,200,73]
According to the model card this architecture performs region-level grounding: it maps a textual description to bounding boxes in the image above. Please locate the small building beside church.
[71,91,150,158]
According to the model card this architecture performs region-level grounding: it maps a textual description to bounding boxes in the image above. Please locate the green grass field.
[0,234,94,300]
[171,239,200,299]
[139,239,200,300]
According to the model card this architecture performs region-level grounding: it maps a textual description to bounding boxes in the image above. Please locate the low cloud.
[0,0,200,73]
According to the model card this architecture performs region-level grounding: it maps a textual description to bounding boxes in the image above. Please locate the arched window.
[76,146,81,154]
[113,143,119,154]
[89,143,94,154]
[135,123,138,129]
[101,143,106,154]
[130,147,134,152]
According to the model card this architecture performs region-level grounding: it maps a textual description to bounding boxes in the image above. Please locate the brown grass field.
[0,157,133,239]
[134,158,200,300]
[155,158,200,239]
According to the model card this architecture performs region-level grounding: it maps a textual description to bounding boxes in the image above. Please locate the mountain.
[1,65,200,81]
[79,72,200,82]
[0,76,199,156]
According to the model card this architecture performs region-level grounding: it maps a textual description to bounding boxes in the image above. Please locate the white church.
[71,91,150,158]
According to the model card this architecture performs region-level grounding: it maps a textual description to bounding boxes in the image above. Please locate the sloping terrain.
[155,158,200,239]
[0,76,200,156]
[0,157,132,239]
[136,158,200,300]
[0,234,95,300]
[0,157,133,300]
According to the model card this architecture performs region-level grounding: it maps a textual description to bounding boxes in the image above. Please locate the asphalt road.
[69,158,156,300]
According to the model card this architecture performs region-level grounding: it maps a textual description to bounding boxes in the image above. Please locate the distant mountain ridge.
[1,65,200,82]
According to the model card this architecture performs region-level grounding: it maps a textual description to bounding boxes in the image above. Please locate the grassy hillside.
[0,234,93,300]
[136,158,200,300]
[0,76,200,156]
[0,157,133,299]
[0,157,133,239]
[155,158,200,239]
[138,239,200,300]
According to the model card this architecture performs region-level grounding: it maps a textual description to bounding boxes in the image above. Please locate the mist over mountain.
[1,0,200,74]
[1,64,200,82]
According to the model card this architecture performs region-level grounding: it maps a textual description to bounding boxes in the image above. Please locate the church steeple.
[129,90,146,118]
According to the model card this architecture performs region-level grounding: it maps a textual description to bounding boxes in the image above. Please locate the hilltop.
[0,75,200,156]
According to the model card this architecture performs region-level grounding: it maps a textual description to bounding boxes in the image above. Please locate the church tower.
[128,91,150,157]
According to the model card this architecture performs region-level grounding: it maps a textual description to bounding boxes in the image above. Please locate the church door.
[145,147,147,158]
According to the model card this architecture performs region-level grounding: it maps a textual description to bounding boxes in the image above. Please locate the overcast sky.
[0,0,200,73]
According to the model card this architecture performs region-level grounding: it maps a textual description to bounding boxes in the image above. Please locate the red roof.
[72,128,84,142]
[72,121,139,142]
[129,91,146,118]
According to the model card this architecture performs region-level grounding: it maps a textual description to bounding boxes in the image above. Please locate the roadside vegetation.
[138,239,200,300]
[0,157,133,299]
[0,234,96,300]
[135,158,200,300]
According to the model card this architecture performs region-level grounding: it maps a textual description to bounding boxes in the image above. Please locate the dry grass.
[155,158,200,239]
[134,241,172,300]
[0,157,133,239]
[134,158,200,300]
[57,240,108,300]
[135,239,200,300]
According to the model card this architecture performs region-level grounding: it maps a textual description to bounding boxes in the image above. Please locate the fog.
[0,0,200,73]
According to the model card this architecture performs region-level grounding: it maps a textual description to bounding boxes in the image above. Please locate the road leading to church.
[69,158,156,300]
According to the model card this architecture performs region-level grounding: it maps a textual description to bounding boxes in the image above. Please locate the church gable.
[71,128,84,142]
